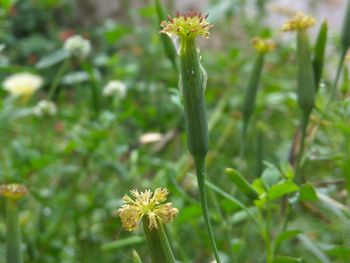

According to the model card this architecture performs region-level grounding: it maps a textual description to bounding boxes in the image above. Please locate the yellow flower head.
[0,184,28,199]
[160,11,212,40]
[117,188,178,231]
[252,37,276,53]
[282,12,316,32]
[2,72,43,99]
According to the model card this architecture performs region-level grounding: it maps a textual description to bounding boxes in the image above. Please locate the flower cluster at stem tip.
[102,80,127,98]
[33,100,57,117]
[117,188,178,231]
[63,35,91,58]
[0,184,28,199]
[2,72,43,99]
[160,11,212,40]
[282,12,316,32]
[252,37,276,53]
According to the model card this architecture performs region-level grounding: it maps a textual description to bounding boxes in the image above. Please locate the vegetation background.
[0,0,349,262]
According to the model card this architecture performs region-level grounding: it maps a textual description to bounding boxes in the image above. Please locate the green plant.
[160,11,222,262]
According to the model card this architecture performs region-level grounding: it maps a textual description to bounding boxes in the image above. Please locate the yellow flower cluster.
[2,72,43,99]
[117,188,178,231]
[252,37,276,53]
[0,184,28,199]
[160,11,212,40]
[282,12,316,32]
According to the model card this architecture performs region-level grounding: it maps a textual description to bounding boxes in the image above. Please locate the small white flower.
[3,72,43,98]
[102,80,127,98]
[63,35,91,58]
[33,100,57,117]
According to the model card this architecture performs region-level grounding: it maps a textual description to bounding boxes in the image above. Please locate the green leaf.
[132,250,143,263]
[252,178,266,195]
[254,193,267,208]
[176,204,202,224]
[299,183,318,201]
[225,168,258,200]
[275,230,302,250]
[205,180,260,226]
[325,245,350,260]
[261,163,281,188]
[280,162,295,179]
[101,236,144,251]
[61,71,89,85]
[268,180,300,200]
[36,49,69,69]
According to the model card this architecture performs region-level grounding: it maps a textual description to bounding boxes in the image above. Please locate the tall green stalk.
[142,218,176,263]
[241,37,274,156]
[160,12,221,262]
[283,13,316,176]
[241,53,264,142]
[296,29,315,164]
[179,38,221,263]
[179,39,209,157]
[6,199,22,263]
[329,0,350,102]
[0,184,28,263]
[47,60,69,100]
[194,156,220,262]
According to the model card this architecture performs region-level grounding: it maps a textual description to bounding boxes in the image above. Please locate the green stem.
[241,53,265,157]
[327,48,347,105]
[194,155,221,263]
[265,207,273,263]
[82,63,100,118]
[299,48,348,167]
[295,111,310,182]
[48,60,69,100]
[142,218,176,263]
[6,198,23,263]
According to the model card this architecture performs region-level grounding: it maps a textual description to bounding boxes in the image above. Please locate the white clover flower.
[33,100,57,117]
[63,35,91,58]
[3,72,43,98]
[102,80,127,98]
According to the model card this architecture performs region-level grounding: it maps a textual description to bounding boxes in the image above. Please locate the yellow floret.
[252,37,276,53]
[117,188,178,231]
[282,12,316,32]
[160,11,212,40]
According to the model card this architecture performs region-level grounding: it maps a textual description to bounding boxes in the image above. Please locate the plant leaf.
[268,180,299,200]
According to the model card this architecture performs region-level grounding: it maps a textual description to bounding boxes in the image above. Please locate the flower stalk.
[0,184,28,263]
[142,217,175,263]
[329,0,350,102]
[241,38,275,152]
[283,13,316,176]
[160,12,221,262]
[6,199,22,263]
